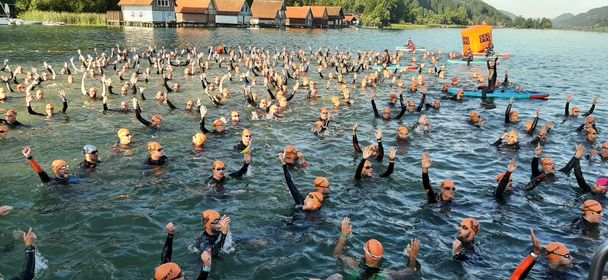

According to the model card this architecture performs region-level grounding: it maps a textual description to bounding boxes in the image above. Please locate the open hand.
[421,152,431,170]
[341,217,352,236]
[166,222,176,234]
[507,160,517,173]
[389,147,397,161]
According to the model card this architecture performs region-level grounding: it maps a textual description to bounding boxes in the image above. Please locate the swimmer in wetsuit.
[481,57,499,97]
[206,152,251,189]
[9,228,37,280]
[234,129,252,152]
[154,222,211,280]
[133,98,163,128]
[494,160,517,199]
[22,146,78,185]
[492,130,520,150]
[571,199,602,236]
[279,153,324,211]
[146,141,168,166]
[505,97,520,124]
[26,91,68,118]
[510,229,542,280]
[0,110,26,128]
[198,210,231,258]
[354,146,396,179]
[420,152,456,203]
[333,217,421,279]
[453,218,480,259]
[352,122,384,162]
[80,144,101,170]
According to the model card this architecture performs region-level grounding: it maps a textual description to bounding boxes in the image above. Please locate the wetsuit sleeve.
[494,171,511,198]
[61,100,68,113]
[160,233,174,264]
[27,105,45,116]
[103,102,109,112]
[9,246,35,280]
[576,123,585,132]
[282,164,304,205]
[371,100,380,118]
[531,157,541,178]
[213,233,227,256]
[166,99,177,110]
[564,102,570,117]
[524,174,546,191]
[228,162,249,178]
[266,87,276,100]
[527,116,539,135]
[558,157,576,174]
[352,134,362,153]
[195,270,209,280]
[491,138,503,147]
[26,157,51,183]
[505,103,512,123]
[354,158,365,180]
[135,109,152,127]
[573,158,592,192]
[379,160,394,177]
[394,95,406,119]
[286,91,297,102]
[376,140,384,162]
[510,255,536,280]
[199,118,210,133]
[422,171,438,203]
[584,104,595,117]
[416,94,426,112]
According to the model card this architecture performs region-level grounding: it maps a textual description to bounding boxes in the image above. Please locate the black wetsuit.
[422,170,447,203]
[28,101,68,116]
[524,156,578,191]
[234,141,248,151]
[0,119,26,128]
[26,156,79,185]
[494,171,513,199]
[205,162,249,189]
[135,108,154,127]
[197,231,227,258]
[354,158,394,180]
[481,58,499,95]
[79,159,100,170]
[9,245,35,280]
[146,155,168,166]
[160,233,208,280]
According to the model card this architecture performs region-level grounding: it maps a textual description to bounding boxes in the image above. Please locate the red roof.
[325,6,343,18]
[285,6,311,19]
[304,6,327,20]
[251,1,283,19]
[176,0,213,13]
[118,0,153,5]
[216,0,246,15]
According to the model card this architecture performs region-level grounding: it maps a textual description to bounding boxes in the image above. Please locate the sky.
[483,0,608,19]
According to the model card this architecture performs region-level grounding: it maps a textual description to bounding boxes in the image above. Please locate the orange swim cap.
[212,160,225,169]
[546,242,569,262]
[51,160,67,174]
[151,114,163,124]
[45,103,54,110]
[192,133,207,146]
[308,191,324,209]
[155,262,182,280]
[117,128,131,138]
[364,239,384,262]
[398,126,409,134]
[242,129,251,137]
[202,210,221,233]
[442,180,455,188]
[541,158,554,166]
[313,177,330,188]
[147,141,162,153]
[583,199,603,213]
[461,218,480,236]
[231,111,239,118]
[213,119,225,127]
[6,109,17,116]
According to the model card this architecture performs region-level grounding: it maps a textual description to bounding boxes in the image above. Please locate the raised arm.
[421,152,438,203]
[10,228,37,280]
[80,73,87,96]
[59,90,68,113]
[376,128,384,162]
[495,160,516,198]
[510,229,541,280]
[564,96,571,117]
[333,217,359,268]
[280,153,304,205]
[531,146,542,178]
[199,105,210,133]
[379,147,395,177]
[572,144,594,193]
[228,152,251,179]
[26,96,44,116]
[160,223,176,264]
[371,92,380,118]
[505,98,514,123]
[526,109,540,135]
[352,122,362,153]
[583,96,598,117]
[133,98,152,127]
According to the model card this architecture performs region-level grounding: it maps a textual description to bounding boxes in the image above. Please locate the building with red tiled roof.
[325,6,344,27]
[250,0,285,27]
[215,0,251,25]
[175,0,216,25]
[344,13,360,26]
[304,6,327,27]
[285,6,312,28]
[118,0,176,24]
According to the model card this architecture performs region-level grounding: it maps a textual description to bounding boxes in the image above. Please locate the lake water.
[1,26,608,279]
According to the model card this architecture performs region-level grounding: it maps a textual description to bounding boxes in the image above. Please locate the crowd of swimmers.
[0,41,606,279]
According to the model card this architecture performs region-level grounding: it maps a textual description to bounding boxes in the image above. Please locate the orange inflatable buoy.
[461,25,493,54]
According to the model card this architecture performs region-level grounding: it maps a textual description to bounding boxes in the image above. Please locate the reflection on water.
[0,26,607,279]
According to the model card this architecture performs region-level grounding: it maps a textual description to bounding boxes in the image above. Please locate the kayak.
[371,65,418,71]
[396,46,426,52]
[446,59,492,65]
[447,88,550,100]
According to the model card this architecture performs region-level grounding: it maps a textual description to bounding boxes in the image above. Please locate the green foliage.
[18,9,106,25]
[511,16,552,29]
[13,0,119,13]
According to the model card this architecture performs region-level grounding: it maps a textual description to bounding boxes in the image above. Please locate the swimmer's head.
[284,146,298,164]
[185,100,194,111]
[458,218,480,241]
[545,242,573,269]
[587,128,598,142]
[582,199,603,224]
[231,111,240,123]
[35,89,44,99]
[151,114,163,127]
[303,191,323,211]
[433,99,441,109]
[212,161,225,180]
[510,111,519,122]
[147,141,164,158]
[440,180,456,201]
[51,160,69,178]
[45,103,55,116]
[382,108,391,120]
[364,239,384,268]
[389,93,398,103]
[332,96,340,107]
[313,177,330,194]
[202,209,221,235]
[173,82,180,92]
[241,129,252,145]
[601,142,608,158]
[154,262,182,280]
[192,132,207,149]
[541,157,555,174]
[120,101,129,111]
[5,109,17,122]
[361,159,374,178]
[397,126,409,140]
[320,107,330,120]
[525,121,533,132]
[213,118,226,132]
[117,128,132,145]
[469,112,480,124]
[571,107,580,118]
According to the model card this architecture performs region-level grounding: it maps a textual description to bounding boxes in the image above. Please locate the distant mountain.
[553,6,608,29]
[500,10,518,20]
[552,13,575,24]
